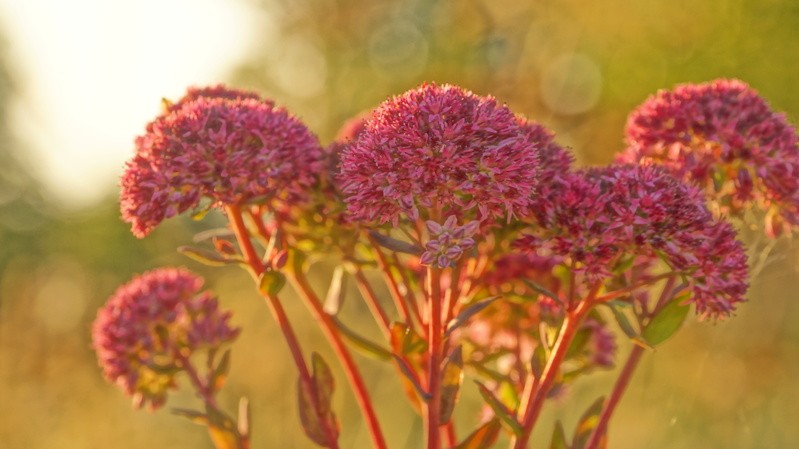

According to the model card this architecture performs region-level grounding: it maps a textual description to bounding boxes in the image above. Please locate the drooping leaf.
[453,418,501,449]
[604,303,639,340]
[178,246,243,267]
[332,317,392,361]
[297,353,339,447]
[193,227,235,243]
[523,280,565,308]
[390,322,428,355]
[368,231,423,255]
[445,296,501,337]
[475,381,522,437]
[212,349,232,392]
[572,397,604,449]
[550,420,570,449]
[172,408,209,426]
[642,297,691,346]
[258,270,286,297]
[391,354,430,401]
[311,353,335,416]
[530,344,548,380]
[440,346,464,424]
[323,265,346,315]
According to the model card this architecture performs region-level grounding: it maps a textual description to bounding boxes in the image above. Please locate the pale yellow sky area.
[0,0,267,208]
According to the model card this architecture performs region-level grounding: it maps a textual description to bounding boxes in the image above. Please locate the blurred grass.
[1,0,799,448]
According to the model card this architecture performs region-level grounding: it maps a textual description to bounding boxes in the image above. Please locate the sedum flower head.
[121,85,325,237]
[518,164,748,319]
[618,79,799,237]
[339,83,541,226]
[91,268,239,409]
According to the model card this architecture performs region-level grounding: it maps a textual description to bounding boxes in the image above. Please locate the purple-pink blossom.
[618,79,799,237]
[517,164,748,319]
[91,268,239,409]
[121,85,325,237]
[339,83,541,226]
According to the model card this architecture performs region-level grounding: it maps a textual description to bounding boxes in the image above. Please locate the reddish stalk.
[424,266,443,449]
[391,253,424,329]
[352,266,392,338]
[367,234,414,326]
[288,270,389,449]
[584,345,645,449]
[510,297,594,449]
[226,205,340,449]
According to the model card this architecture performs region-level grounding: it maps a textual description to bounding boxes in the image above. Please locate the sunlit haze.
[0,0,264,208]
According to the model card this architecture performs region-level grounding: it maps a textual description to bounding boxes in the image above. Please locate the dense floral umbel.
[339,83,540,226]
[618,79,799,237]
[92,268,239,409]
[518,164,748,318]
[121,85,325,237]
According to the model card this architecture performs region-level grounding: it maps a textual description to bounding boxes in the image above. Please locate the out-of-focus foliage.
[1,1,798,448]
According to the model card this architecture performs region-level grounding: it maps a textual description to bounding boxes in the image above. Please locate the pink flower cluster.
[518,165,748,318]
[618,79,799,237]
[420,216,479,268]
[121,85,325,237]
[92,268,239,409]
[339,83,541,226]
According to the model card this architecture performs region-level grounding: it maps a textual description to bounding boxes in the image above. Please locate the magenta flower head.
[91,268,239,409]
[121,85,325,237]
[339,83,541,227]
[618,79,799,237]
[518,164,748,319]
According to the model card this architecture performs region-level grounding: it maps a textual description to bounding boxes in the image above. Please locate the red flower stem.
[367,234,414,326]
[287,270,389,449]
[391,253,424,330]
[511,297,594,449]
[352,266,392,338]
[445,421,457,448]
[424,266,443,449]
[584,345,645,449]
[226,205,339,449]
[176,352,219,409]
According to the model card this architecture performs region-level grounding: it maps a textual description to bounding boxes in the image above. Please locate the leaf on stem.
[445,296,501,337]
[390,322,428,355]
[550,420,570,449]
[642,295,691,346]
[368,230,423,255]
[604,303,654,351]
[178,246,244,267]
[258,270,286,297]
[391,354,430,401]
[172,408,210,426]
[530,344,548,380]
[523,280,565,309]
[453,418,501,449]
[571,397,604,449]
[475,380,522,437]
[297,353,340,447]
[440,346,464,424]
[212,349,231,392]
[332,317,392,361]
[323,266,347,315]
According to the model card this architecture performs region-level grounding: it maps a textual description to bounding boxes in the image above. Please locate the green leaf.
[390,322,428,355]
[332,317,392,361]
[445,296,501,337]
[178,246,243,267]
[212,350,231,392]
[572,397,604,449]
[475,381,522,437]
[530,344,547,380]
[172,408,209,426]
[550,421,570,449]
[523,280,565,308]
[391,354,430,401]
[297,361,340,448]
[440,346,464,424]
[323,266,346,315]
[642,298,691,346]
[368,230,423,255]
[258,270,286,297]
[605,303,639,340]
[453,418,501,449]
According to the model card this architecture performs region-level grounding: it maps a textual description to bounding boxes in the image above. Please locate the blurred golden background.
[1,0,798,448]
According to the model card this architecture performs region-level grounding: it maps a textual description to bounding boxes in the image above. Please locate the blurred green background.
[1,0,798,448]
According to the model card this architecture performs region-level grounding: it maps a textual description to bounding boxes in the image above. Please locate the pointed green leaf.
[332,317,392,361]
[530,344,548,380]
[440,346,464,424]
[193,227,235,243]
[572,397,604,449]
[212,349,232,392]
[605,303,639,340]
[391,354,430,401]
[642,298,691,346]
[178,246,243,267]
[454,418,501,449]
[550,421,570,449]
[475,381,522,437]
[297,377,338,447]
[368,230,423,255]
[523,280,565,308]
[311,353,335,416]
[323,266,346,315]
[445,296,501,337]
[172,408,209,426]
[258,270,286,297]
